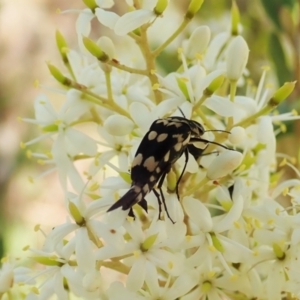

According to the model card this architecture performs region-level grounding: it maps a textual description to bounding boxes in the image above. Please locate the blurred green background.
[0,0,299,258]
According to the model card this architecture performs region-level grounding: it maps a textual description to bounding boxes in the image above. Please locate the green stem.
[101,261,131,274]
[107,60,148,75]
[138,25,163,104]
[234,104,275,129]
[67,81,132,119]
[152,18,191,57]
[227,81,237,129]
[184,177,210,197]
[105,71,114,102]
[194,109,215,130]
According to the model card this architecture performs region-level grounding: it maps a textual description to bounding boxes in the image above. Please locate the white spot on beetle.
[148,131,158,140]
[164,151,170,162]
[132,153,143,167]
[143,156,158,172]
[157,133,168,142]
[174,143,182,152]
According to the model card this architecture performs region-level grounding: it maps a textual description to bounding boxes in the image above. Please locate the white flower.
[226,36,249,81]
[96,217,186,291]
[0,261,14,293]
[184,25,211,60]
[103,114,135,136]
[206,150,243,180]
[19,1,300,299]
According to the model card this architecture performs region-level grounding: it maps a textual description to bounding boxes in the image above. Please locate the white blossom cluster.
[4,0,300,299]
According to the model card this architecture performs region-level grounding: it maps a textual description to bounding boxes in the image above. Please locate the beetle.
[107,116,229,222]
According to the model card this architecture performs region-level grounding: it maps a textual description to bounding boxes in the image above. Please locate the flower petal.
[115,10,155,36]
[183,197,213,232]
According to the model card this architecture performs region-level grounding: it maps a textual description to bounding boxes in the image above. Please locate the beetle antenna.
[177,107,186,118]
[205,129,231,134]
[190,137,232,150]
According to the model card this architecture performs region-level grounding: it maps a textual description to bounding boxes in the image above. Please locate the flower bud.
[186,0,204,19]
[269,81,296,106]
[34,256,61,266]
[47,63,71,85]
[69,201,85,225]
[185,26,211,60]
[154,0,168,15]
[231,1,240,35]
[83,37,109,62]
[55,30,68,63]
[120,172,131,184]
[82,0,98,10]
[210,232,224,252]
[97,36,115,59]
[141,234,158,251]
[207,151,243,180]
[226,36,249,82]
[167,169,177,192]
[229,126,246,145]
[273,243,285,260]
[103,115,134,136]
[205,74,225,95]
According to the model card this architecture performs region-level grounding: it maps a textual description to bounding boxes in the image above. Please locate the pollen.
[254,219,261,228]
[126,216,134,222]
[34,224,41,232]
[133,250,140,258]
[230,274,238,281]
[177,47,183,54]
[208,271,215,278]
[152,83,160,90]
[261,65,270,71]
[280,123,287,132]
[31,287,40,294]
[195,53,203,60]
[234,221,240,228]
[282,187,289,196]
[22,245,30,251]
[185,235,191,241]
[37,159,45,165]
[26,150,32,159]
[89,182,100,191]
[209,245,216,252]
[180,77,189,82]
[168,261,174,269]
[33,79,40,88]
[279,158,287,167]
